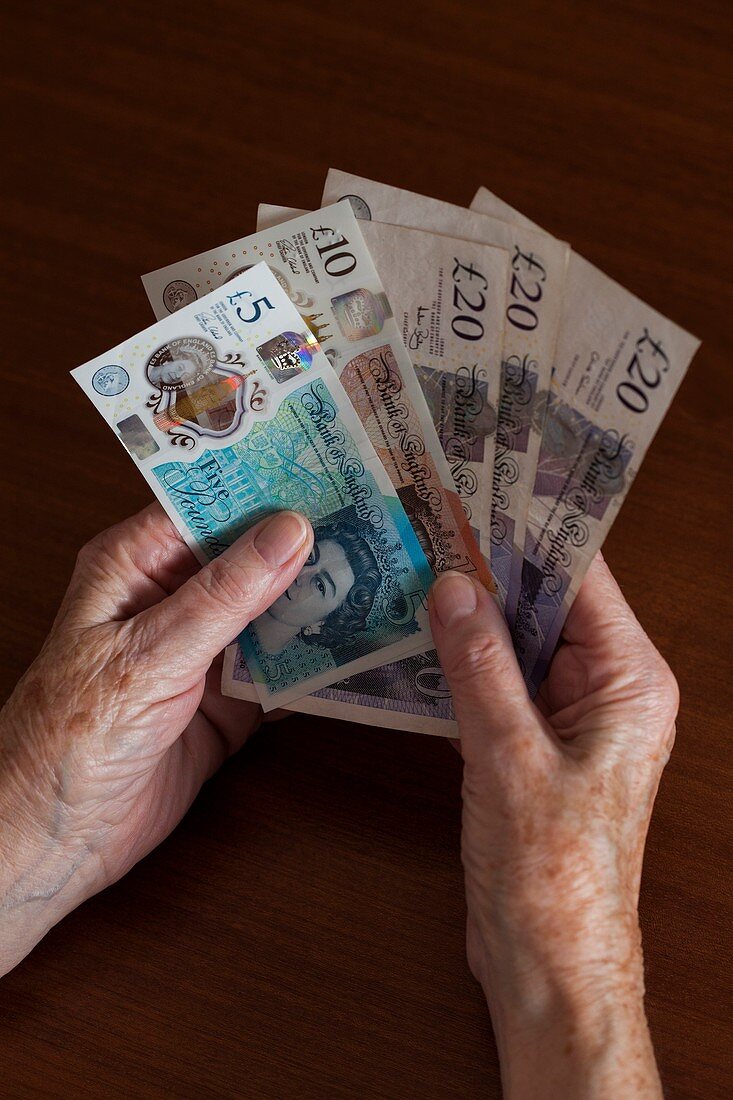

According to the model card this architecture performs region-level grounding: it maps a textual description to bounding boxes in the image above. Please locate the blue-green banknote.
[72,265,436,709]
[142,203,491,592]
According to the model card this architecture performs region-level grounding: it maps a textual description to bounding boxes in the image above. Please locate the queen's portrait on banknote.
[250,518,381,656]
[147,341,212,388]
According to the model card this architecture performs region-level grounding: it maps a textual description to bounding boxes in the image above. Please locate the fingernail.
[431,571,478,628]
[254,512,309,567]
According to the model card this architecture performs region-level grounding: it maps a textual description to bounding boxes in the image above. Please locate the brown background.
[1,1,731,1096]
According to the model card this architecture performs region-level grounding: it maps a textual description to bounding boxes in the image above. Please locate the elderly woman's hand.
[0,504,312,976]
[429,556,678,1099]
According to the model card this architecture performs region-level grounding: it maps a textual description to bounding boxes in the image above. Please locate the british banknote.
[471,186,701,687]
[142,203,491,591]
[256,204,509,547]
[72,264,438,709]
[224,206,510,735]
[322,170,570,625]
[223,639,456,735]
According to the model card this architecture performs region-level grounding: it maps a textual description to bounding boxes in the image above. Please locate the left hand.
[0,503,313,976]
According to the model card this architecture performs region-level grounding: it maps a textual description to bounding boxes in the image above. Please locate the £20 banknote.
[322,170,569,624]
[471,186,701,686]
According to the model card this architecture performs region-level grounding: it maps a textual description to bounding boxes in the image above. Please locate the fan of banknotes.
[72,170,700,737]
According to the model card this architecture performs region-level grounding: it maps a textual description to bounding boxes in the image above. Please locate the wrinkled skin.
[0,504,313,970]
[429,558,678,1098]
[0,503,677,1098]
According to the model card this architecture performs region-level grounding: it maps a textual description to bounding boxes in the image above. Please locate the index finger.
[560,553,641,650]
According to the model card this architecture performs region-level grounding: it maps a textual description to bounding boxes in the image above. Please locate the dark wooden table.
[1,1,731,1096]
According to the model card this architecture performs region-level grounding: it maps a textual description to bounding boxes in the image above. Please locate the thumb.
[429,572,535,753]
[131,511,313,680]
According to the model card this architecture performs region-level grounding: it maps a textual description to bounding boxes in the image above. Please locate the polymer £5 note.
[143,202,491,591]
[471,186,701,686]
[73,264,436,710]
[322,170,569,623]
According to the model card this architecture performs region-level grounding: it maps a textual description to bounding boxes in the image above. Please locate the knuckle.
[444,631,512,687]
[195,554,257,611]
[646,652,680,723]
[654,662,680,758]
[616,651,680,764]
[75,533,103,567]
[660,665,680,720]
[124,611,159,661]
[662,720,677,758]
[75,525,120,569]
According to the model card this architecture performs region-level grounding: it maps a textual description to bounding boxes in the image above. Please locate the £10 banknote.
[256,204,509,547]
[72,264,439,710]
[470,186,701,686]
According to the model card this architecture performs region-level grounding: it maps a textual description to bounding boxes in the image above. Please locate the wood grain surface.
[0,1,731,1096]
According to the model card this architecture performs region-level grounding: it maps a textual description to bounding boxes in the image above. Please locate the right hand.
[429,556,678,1099]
